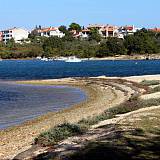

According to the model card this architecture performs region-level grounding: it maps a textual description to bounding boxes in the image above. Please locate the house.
[0,31,3,41]
[80,24,119,39]
[101,25,119,38]
[70,29,81,38]
[117,25,141,39]
[80,28,90,38]
[119,25,137,36]
[87,24,105,37]
[32,27,65,38]
[149,28,160,33]
[2,27,29,43]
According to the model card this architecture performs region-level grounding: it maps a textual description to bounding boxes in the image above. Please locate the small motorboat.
[65,56,82,63]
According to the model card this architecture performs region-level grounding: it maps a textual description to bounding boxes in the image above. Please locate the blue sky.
[0,0,159,30]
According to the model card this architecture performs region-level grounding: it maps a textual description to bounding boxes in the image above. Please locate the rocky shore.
[0,75,160,159]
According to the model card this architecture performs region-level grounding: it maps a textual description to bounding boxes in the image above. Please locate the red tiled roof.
[124,26,134,31]
[39,27,57,33]
[82,29,90,32]
[149,28,160,32]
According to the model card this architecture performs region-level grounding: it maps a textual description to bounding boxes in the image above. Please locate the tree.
[59,25,67,33]
[106,37,126,55]
[42,36,63,57]
[97,42,110,57]
[69,23,81,32]
[62,32,74,42]
[6,38,17,49]
[124,29,159,54]
[88,28,102,42]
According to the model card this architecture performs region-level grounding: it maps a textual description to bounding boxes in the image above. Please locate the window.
[4,31,9,34]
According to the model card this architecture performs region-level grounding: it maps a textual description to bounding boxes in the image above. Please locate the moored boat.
[65,56,82,63]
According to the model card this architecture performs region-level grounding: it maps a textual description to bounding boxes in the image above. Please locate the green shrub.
[35,94,160,147]
[150,86,160,93]
[35,123,89,146]
[140,80,160,86]
[78,97,160,127]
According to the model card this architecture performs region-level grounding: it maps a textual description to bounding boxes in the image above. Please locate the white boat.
[65,56,82,63]
[36,56,42,60]
[41,57,49,61]
[54,57,68,61]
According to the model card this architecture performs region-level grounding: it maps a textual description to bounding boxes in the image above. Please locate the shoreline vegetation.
[0,27,160,60]
[1,75,160,159]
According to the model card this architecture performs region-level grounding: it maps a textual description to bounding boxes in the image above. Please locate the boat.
[41,57,49,61]
[54,57,68,61]
[36,56,42,60]
[65,56,82,63]
[36,57,53,61]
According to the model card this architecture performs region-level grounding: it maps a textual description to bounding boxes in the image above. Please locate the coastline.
[1,53,160,61]
[0,75,160,159]
[0,77,126,159]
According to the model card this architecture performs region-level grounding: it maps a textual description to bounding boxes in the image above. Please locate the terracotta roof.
[149,28,160,32]
[102,25,118,32]
[39,27,57,33]
[124,26,134,31]
[82,29,90,32]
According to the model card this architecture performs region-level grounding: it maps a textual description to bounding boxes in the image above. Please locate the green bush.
[35,123,88,146]
[78,97,160,127]
[150,86,160,93]
[140,80,160,86]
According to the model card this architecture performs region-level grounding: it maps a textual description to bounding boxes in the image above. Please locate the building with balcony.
[101,25,119,38]
[79,24,119,39]
[2,27,29,43]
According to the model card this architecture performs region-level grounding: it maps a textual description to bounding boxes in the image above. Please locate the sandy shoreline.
[0,75,160,159]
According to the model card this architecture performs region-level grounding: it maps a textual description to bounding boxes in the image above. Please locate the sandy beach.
[0,75,160,159]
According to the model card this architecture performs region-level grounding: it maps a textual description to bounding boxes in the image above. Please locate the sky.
[0,0,159,30]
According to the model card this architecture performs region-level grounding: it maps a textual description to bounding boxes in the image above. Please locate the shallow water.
[0,82,86,129]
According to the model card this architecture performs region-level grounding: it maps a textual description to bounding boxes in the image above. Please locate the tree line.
[0,23,160,59]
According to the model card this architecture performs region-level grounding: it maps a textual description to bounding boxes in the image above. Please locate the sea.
[1,59,160,129]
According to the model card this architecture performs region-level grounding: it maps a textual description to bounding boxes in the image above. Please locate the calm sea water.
[0,60,160,80]
[1,59,160,129]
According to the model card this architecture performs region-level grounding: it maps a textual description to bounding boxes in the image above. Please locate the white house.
[80,28,90,38]
[38,27,65,38]
[2,27,29,43]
